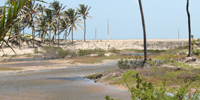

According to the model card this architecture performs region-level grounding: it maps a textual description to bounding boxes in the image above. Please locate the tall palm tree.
[49,1,66,47]
[36,4,46,38]
[64,8,83,43]
[61,18,71,40]
[138,0,149,68]
[36,15,48,42]
[45,8,54,46]
[186,0,193,57]
[77,4,92,42]
[23,1,39,48]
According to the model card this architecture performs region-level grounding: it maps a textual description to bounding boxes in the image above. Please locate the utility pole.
[107,19,109,41]
[178,29,180,40]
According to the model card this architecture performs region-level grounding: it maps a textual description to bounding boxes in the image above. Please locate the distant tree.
[138,0,149,68]
[45,8,54,46]
[49,0,66,47]
[36,4,46,38]
[64,8,83,43]
[77,4,92,42]
[186,0,193,57]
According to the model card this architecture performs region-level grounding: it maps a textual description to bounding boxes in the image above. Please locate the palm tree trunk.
[18,22,21,49]
[84,19,86,42]
[49,27,51,46]
[58,20,60,47]
[32,26,35,48]
[186,0,193,57]
[72,26,74,43]
[138,0,149,68]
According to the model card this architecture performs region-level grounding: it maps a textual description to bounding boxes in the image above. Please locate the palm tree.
[64,8,83,43]
[49,1,66,47]
[36,4,46,38]
[45,8,54,46]
[138,0,149,68]
[0,0,33,54]
[36,15,48,42]
[77,4,92,42]
[186,0,193,57]
[61,18,71,40]
[23,1,39,48]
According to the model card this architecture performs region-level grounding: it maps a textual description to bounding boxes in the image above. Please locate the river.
[0,61,131,100]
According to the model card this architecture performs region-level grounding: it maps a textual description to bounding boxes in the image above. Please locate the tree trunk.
[72,26,74,43]
[138,0,149,68]
[49,27,51,46]
[186,0,193,57]
[18,22,21,49]
[58,20,60,47]
[32,26,35,48]
[84,19,86,42]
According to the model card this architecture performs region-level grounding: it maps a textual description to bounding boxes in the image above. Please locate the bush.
[43,46,69,58]
[108,47,120,53]
[193,49,200,55]
[70,52,77,57]
[118,57,143,69]
[58,49,69,58]
[78,48,106,56]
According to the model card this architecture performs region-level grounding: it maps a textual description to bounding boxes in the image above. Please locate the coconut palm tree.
[64,8,83,43]
[23,1,39,48]
[36,4,46,38]
[61,18,71,40]
[186,0,193,57]
[0,0,33,54]
[138,0,149,68]
[49,1,66,47]
[36,15,48,42]
[45,8,54,46]
[77,4,92,42]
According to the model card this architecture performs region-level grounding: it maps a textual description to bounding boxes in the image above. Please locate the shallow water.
[0,61,131,100]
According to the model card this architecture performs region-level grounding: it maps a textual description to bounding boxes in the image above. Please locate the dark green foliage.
[43,46,69,58]
[58,49,69,58]
[108,47,120,53]
[118,56,143,69]
[193,49,200,55]
[78,48,106,56]
[105,95,114,100]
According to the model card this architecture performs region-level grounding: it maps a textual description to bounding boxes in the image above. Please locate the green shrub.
[43,46,69,58]
[78,48,106,56]
[58,49,69,58]
[118,57,143,69]
[33,48,40,53]
[108,47,120,53]
[193,49,200,55]
[70,52,77,57]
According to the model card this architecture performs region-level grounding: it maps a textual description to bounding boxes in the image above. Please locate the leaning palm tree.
[0,0,32,54]
[23,1,39,48]
[64,8,83,43]
[186,0,193,57]
[49,1,66,47]
[138,0,149,68]
[77,4,92,42]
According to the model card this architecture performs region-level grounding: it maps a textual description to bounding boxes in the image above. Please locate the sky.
[1,0,200,40]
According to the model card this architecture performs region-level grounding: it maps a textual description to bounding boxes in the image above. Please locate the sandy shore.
[0,39,188,56]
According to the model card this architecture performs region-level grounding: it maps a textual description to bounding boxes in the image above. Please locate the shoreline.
[0,58,119,75]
